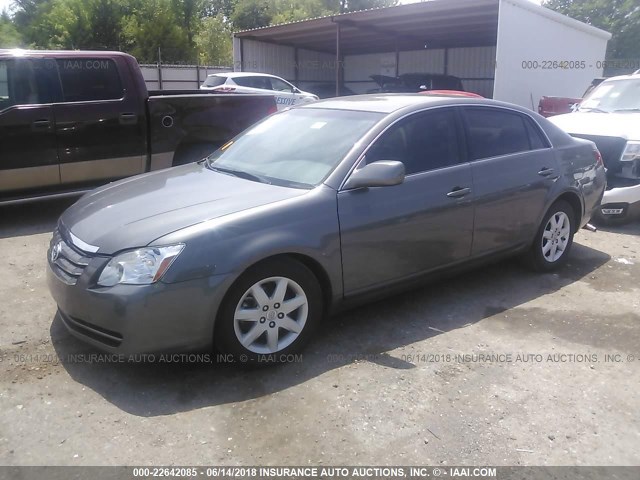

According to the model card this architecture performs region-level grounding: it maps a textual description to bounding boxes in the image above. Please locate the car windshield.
[205,108,383,188]
[579,78,640,112]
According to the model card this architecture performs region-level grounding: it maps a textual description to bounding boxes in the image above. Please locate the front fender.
[153,185,343,298]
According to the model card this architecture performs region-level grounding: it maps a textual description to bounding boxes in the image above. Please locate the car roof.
[207,72,283,79]
[601,73,640,82]
[299,94,529,114]
[0,48,135,60]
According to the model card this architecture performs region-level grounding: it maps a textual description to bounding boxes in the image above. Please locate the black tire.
[215,257,323,364]
[525,200,575,272]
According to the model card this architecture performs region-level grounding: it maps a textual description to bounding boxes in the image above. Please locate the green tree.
[271,0,332,24]
[543,0,640,60]
[172,0,202,46]
[0,10,23,47]
[194,14,232,64]
[231,0,272,30]
[122,0,191,62]
[200,0,236,19]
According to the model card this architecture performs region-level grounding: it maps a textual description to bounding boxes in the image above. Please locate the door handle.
[538,167,555,177]
[447,187,471,198]
[119,113,138,125]
[32,119,51,129]
[56,121,78,133]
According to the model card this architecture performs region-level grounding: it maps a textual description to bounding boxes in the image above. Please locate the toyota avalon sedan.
[47,95,606,361]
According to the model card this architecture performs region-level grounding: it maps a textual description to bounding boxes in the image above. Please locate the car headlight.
[621,141,640,162]
[97,244,184,287]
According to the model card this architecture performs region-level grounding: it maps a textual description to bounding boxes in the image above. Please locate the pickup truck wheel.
[525,200,575,272]
[215,258,322,364]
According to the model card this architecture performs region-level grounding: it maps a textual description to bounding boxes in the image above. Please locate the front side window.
[464,108,531,160]
[366,108,461,175]
[56,58,123,102]
[206,108,383,188]
[270,78,293,92]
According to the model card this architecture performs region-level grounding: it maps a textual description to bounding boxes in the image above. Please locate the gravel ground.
[0,199,639,466]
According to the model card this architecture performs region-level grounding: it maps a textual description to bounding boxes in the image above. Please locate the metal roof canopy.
[235,0,501,55]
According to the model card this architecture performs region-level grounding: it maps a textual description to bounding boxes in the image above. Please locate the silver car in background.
[47,95,606,361]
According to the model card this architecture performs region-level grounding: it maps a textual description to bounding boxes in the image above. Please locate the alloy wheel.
[233,276,308,354]
[541,211,571,263]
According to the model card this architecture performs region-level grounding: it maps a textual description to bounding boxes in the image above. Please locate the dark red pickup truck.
[538,78,605,118]
[0,50,276,204]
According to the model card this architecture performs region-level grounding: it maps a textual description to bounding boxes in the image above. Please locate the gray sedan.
[47,95,606,360]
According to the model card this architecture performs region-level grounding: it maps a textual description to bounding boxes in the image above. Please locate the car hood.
[549,111,640,140]
[60,163,307,255]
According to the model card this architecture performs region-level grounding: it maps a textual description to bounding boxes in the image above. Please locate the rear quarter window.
[56,58,123,102]
[524,117,550,149]
[203,75,226,87]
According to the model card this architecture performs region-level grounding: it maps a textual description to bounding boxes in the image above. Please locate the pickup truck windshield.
[206,108,383,188]
[580,78,640,113]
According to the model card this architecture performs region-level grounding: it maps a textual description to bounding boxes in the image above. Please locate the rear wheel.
[525,200,575,271]
[215,258,322,363]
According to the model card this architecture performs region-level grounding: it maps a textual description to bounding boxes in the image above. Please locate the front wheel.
[525,200,575,272]
[215,258,323,363]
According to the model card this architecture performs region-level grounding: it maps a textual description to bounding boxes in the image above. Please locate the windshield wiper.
[578,107,609,113]
[207,165,271,184]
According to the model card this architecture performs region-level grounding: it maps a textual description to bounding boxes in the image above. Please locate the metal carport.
[233,0,611,109]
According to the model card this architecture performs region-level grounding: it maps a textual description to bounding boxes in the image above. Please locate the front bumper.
[47,257,233,354]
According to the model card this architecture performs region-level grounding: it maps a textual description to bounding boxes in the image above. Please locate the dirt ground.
[0,199,639,467]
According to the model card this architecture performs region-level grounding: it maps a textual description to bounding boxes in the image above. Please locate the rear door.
[0,57,60,195]
[53,56,146,185]
[338,107,474,295]
[461,106,558,255]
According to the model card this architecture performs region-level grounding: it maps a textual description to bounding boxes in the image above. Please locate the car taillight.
[593,148,603,167]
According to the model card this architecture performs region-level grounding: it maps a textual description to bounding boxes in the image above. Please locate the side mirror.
[343,160,405,190]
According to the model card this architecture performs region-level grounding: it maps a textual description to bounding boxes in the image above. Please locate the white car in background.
[549,72,640,223]
[200,72,318,110]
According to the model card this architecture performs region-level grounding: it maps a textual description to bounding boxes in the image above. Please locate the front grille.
[571,134,627,173]
[49,229,91,285]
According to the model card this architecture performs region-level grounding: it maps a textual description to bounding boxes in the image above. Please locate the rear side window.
[56,58,123,102]
[233,76,272,90]
[367,108,461,174]
[464,108,532,160]
[0,62,8,102]
[203,75,226,87]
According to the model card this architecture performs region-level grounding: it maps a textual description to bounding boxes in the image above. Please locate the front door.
[0,57,60,195]
[53,57,146,185]
[338,107,475,295]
